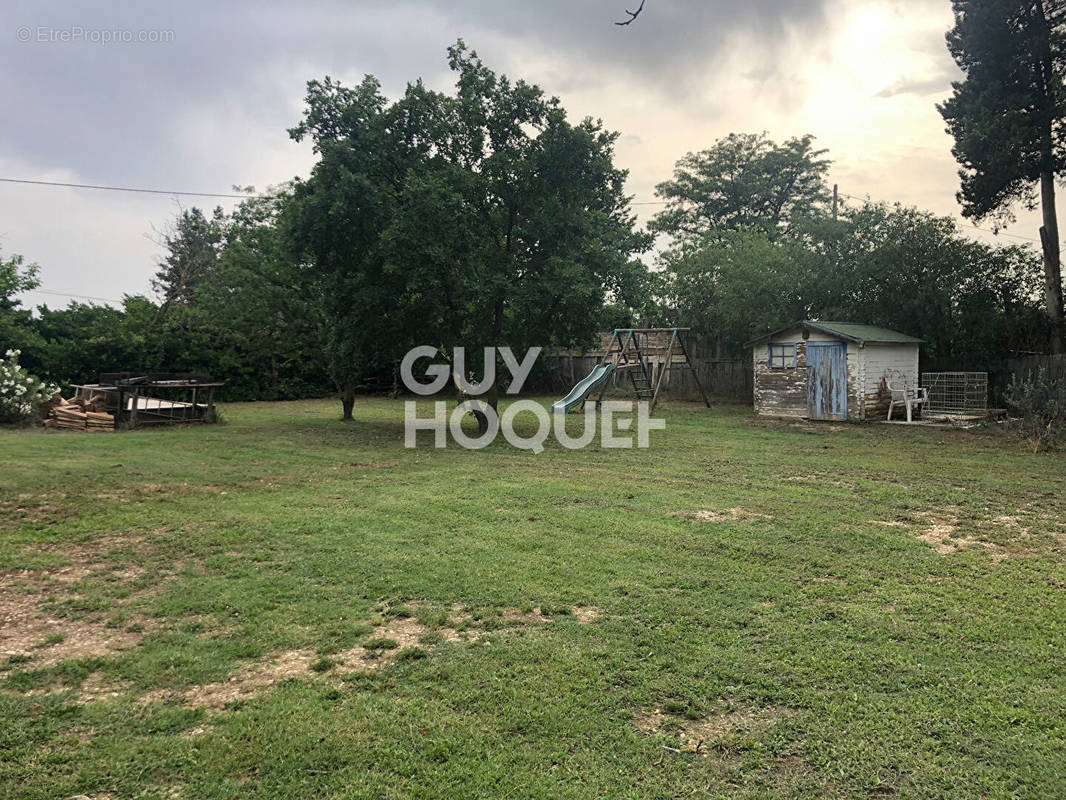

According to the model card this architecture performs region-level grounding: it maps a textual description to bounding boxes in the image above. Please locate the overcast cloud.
[0,0,1044,310]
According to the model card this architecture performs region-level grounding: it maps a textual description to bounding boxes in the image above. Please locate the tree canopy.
[651,132,831,246]
[286,41,651,419]
[0,251,43,357]
[1,50,1056,410]
[939,0,1066,351]
[665,200,1046,369]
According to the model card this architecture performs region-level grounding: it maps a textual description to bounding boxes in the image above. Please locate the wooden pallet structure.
[593,328,710,411]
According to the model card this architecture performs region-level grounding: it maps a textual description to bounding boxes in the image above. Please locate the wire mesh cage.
[921,372,988,415]
[70,373,223,429]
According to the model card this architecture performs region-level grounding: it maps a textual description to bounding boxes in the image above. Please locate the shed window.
[768,343,796,369]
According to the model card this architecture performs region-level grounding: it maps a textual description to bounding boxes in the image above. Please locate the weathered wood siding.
[845,343,860,420]
[753,328,861,419]
[860,343,919,420]
[753,340,807,417]
[751,327,920,421]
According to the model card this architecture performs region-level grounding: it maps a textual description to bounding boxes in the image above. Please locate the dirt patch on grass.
[0,584,145,668]
[181,649,319,708]
[0,492,79,528]
[874,513,1005,558]
[148,603,599,710]
[11,600,601,707]
[450,603,600,630]
[174,615,450,709]
[420,599,593,633]
[913,512,967,554]
[0,536,161,669]
[637,704,795,753]
[0,502,67,524]
[11,537,145,580]
[336,460,400,470]
[75,671,138,704]
[638,703,817,792]
[572,606,600,624]
[670,508,773,523]
[784,474,853,488]
[1,569,152,668]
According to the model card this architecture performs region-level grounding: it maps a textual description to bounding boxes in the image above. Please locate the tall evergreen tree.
[939,0,1066,352]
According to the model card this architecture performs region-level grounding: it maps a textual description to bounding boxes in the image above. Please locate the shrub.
[0,349,58,424]
[1005,368,1066,452]
[395,647,428,662]
[363,637,399,650]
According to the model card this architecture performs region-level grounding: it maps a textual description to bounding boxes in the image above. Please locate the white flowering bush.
[0,349,58,424]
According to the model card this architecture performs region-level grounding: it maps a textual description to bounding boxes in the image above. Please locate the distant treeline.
[2,200,331,402]
[0,47,1053,409]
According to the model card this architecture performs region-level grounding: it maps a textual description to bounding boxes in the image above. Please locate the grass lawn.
[1,397,1065,799]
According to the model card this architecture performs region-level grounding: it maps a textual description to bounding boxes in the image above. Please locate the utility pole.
[832,184,839,220]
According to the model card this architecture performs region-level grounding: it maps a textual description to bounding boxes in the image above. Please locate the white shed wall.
[860,343,919,397]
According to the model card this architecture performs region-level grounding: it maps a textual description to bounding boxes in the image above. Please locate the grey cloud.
[874,76,953,99]
[1,0,835,186]
[0,0,848,300]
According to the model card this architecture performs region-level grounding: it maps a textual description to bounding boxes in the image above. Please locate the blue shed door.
[806,343,847,421]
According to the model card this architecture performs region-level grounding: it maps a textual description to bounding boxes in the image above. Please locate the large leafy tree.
[666,229,823,348]
[650,132,831,246]
[32,298,151,385]
[384,45,650,411]
[211,190,329,399]
[286,75,431,419]
[811,203,1044,366]
[0,251,44,357]
[939,0,1066,352]
[25,189,331,400]
[287,42,651,421]
[157,190,331,400]
[151,207,225,307]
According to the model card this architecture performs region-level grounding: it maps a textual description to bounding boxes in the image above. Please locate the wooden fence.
[1005,354,1066,382]
[549,332,753,403]
[987,354,1066,405]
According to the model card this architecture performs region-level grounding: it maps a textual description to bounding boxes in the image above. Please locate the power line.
[0,173,1047,244]
[0,177,266,200]
[23,285,126,302]
[836,192,1043,244]
[635,191,1046,244]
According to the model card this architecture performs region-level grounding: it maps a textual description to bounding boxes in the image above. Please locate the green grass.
[1,397,1064,798]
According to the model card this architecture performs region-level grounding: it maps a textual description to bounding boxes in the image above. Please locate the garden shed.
[746,321,921,421]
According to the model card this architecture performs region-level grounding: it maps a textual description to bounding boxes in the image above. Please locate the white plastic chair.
[886,371,928,422]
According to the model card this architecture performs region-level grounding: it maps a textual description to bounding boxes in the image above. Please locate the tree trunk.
[473,295,506,436]
[1039,168,1066,354]
[473,382,499,436]
[340,383,356,421]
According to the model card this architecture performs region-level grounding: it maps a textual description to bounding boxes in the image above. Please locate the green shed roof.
[745,321,922,347]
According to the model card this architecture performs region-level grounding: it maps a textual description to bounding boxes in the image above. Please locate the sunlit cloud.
[0,0,1044,308]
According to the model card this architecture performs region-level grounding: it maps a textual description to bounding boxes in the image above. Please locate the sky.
[0,0,1046,311]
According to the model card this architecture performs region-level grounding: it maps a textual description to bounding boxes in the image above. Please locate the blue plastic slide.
[552,363,615,414]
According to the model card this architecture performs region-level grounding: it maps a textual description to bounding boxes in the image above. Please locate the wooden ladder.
[629,364,654,400]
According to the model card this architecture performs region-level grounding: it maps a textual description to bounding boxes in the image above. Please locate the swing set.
[552,328,710,413]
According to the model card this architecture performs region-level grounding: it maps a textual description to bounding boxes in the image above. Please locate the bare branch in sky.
[615,0,646,26]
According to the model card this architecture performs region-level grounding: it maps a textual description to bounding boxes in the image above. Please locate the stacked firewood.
[42,393,115,432]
